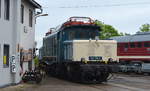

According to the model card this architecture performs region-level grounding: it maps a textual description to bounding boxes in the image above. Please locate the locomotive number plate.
[89,56,102,60]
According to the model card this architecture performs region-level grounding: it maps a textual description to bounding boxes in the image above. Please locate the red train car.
[111,32,150,63]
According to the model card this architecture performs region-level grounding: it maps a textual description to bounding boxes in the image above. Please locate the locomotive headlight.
[89,38,92,42]
[95,36,99,41]
[81,58,87,64]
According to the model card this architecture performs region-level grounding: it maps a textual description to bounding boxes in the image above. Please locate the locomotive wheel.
[66,65,72,81]
[95,72,103,83]
[80,71,95,83]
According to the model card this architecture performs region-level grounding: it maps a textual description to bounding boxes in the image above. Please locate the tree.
[94,20,123,39]
[119,32,131,36]
[139,23,150,32]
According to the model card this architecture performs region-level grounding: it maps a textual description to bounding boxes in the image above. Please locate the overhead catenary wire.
[59,2,150,8]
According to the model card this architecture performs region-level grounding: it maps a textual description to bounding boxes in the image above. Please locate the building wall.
[20,1,36,73]
[20,1,35,50]
[0,0,37,87]
[0,0,18,86]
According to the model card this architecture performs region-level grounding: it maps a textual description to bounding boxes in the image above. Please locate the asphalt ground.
[1,74,150,91]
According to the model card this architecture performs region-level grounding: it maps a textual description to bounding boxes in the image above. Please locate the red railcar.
[111,32,150,63]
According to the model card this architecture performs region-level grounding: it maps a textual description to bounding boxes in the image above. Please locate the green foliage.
[34,56,39,67]
[139,23,150,32]
[94,20,124,39]
[119,32,131,36]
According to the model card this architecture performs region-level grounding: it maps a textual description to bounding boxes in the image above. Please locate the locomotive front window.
[65,26,99,40]
[68,31,75,40]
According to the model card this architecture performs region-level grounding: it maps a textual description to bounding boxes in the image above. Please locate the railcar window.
[130,43,135,48]
[124,43,128,48]
[118,43,121,47]
[137,42,142,48]
[144,42,150,47]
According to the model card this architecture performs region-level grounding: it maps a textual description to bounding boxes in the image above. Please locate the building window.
[21,4,24,23]
[130,43,135,48]
[0,0,1,18]
[4,0,10,20]
[29,9,33,27]
[0,44,2,60]
[3,44,9,67]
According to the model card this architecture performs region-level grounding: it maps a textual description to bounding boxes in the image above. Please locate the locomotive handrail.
[45,28,56,36]
[69,16,94,23]
[63,16,95,27]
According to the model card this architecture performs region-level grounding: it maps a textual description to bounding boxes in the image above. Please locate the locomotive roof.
[44,24,100,39]
[44,31,58,38]
[60,24,100,30]
[110,32,150,43]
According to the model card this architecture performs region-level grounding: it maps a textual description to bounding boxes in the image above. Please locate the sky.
[35,0,150,48]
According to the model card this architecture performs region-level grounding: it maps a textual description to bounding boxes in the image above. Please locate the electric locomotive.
[40,17,118,83]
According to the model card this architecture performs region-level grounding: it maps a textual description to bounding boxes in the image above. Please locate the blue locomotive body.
[40,17,118,83]
[43,24,100,62]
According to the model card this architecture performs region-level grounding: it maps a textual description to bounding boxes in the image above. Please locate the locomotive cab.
[59,17,117,62]
[62,25,100,40]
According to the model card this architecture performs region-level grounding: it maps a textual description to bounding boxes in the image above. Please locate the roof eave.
[29,0,42,9]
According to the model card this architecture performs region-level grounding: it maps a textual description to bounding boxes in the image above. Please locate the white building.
[0,0,41,87]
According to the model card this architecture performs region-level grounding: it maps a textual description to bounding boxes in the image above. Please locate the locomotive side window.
[69,31,75,40]
[130,43,135,48]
